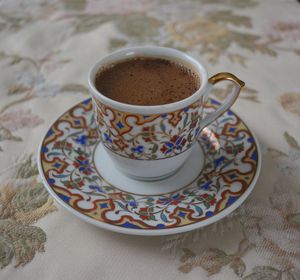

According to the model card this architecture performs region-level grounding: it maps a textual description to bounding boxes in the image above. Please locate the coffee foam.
[95,57,201,106]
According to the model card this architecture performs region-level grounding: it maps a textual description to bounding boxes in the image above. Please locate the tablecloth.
[1,0,300,279]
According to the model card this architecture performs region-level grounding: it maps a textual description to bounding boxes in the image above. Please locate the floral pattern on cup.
[93,98,204,160]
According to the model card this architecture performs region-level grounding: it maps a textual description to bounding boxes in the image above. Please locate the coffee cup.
[88,46,244,180]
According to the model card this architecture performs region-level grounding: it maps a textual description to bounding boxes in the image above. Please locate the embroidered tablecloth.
[1,0,300,279]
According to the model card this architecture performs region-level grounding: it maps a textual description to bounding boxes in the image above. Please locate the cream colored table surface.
[1,0,300,279]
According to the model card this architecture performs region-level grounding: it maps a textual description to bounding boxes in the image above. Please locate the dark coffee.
[94,57,201,106]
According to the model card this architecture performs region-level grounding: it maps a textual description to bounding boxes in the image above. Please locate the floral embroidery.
[0,109,43,152]
[178,239,251,276]
[0,155,56,269]
[0,109,43,132]
[211,85,260,103]
[279,92,300,117]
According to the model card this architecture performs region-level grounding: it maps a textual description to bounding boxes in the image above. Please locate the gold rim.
[208,72,245,87]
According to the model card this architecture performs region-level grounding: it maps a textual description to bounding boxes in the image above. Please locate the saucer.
[38,98,261,236]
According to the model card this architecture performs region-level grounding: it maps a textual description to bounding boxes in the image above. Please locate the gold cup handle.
[200,72,245,129]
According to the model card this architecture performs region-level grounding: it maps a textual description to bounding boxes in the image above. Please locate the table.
[1,0,300,279]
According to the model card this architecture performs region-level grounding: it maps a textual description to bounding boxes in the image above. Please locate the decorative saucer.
[38,98,261,236]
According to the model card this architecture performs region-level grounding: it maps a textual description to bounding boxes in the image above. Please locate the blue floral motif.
[129,201,138,207]
[100,203,108,208]
[103,133,113,143]
[73,156,94,175]
[89,184,104,193]
[248,137,254,143]
[82,99,91,105]
[75,135,87,145]
[178,211,186,218]
[201,180,213,190]
[46,128,54,137]
[161,135,187,154]
[157,193,185,205]
[116,121,124,129]
[131,145,144,154]
[157,197,170,205]
[214,156,226,168]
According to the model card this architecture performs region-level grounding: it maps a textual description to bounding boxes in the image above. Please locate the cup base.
[94,142,205,196]
[123,165,182,182]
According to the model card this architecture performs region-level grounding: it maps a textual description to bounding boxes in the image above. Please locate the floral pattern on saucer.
[39,98,259,231]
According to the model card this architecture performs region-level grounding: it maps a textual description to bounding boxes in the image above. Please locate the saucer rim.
[37,98,262,236]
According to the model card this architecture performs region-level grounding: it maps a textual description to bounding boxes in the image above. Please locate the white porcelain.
[94,141,204,194]
[88,46,244,180]
[37,98,261,236]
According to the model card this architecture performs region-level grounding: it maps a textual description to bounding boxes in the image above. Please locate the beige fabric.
[1,0,300,279]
